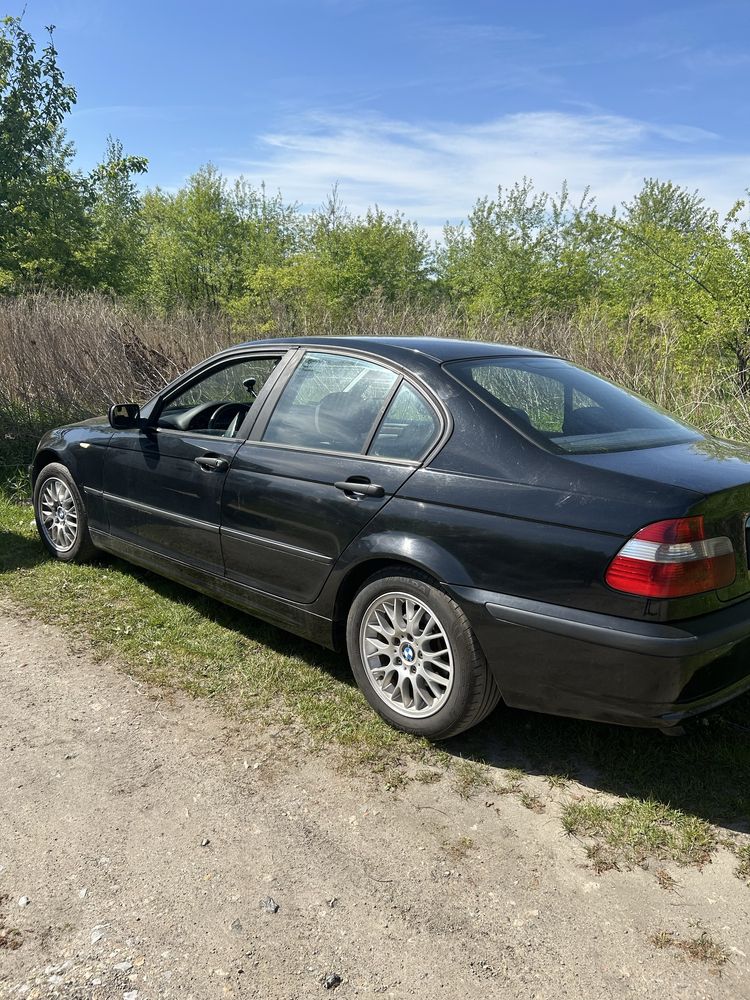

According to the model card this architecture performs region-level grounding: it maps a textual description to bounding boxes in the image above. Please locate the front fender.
[31,419,112,508]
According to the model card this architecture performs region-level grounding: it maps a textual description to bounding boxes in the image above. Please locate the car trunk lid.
[570,438,750,602]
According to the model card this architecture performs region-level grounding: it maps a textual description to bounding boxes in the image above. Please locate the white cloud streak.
[224,111,750,239]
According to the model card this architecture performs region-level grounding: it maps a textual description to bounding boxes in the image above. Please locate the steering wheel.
[207,402,250,437]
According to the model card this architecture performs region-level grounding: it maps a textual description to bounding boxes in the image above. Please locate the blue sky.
[13,0,750,235]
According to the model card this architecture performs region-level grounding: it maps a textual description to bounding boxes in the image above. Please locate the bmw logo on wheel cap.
[401,643,415,663]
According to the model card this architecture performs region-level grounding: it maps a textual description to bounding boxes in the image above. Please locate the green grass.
[2,485,750,870]
[454,686,750,843]
[450,756,494,798]
[561,798,716,867]
[0,492,428,773]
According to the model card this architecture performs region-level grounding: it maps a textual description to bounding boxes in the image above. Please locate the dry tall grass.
[1,292,749,480]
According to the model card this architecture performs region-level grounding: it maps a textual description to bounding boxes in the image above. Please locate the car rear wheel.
[346,569,501,739]
[34,463,98,563]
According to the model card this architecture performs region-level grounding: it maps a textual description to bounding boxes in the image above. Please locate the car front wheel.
[34,463,98,563]
[346,569,501,739]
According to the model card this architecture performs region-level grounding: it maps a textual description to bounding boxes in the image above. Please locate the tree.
[0,16,76,198]
[223,182,303,329]
[707,201,750,388]
[0,16,88,289]
[297,195,433,314]
[143,166,268,311]
[596,179,750,389]
[440,180,611,318]
[86,137,148,296]
[604,180,719,330]
[0,18,148,293]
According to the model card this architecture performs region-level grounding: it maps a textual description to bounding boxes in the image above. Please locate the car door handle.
[195,455,229,472]
[334,479,385,498]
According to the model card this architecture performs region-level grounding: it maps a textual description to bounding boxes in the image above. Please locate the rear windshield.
[446,356,703,455]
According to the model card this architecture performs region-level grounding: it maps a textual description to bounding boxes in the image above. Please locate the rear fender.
[335,530,473,587]
[315,530,474,645]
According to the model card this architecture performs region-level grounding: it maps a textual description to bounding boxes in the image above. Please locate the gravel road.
[1,606,748,999]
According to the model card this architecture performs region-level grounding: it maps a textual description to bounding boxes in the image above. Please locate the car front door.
[219,350,443,603]
[101,351,290,576]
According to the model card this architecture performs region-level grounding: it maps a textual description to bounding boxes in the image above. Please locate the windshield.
[446,356,703,455]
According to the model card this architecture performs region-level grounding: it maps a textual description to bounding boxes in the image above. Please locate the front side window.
[158,356,280,436]
[263,352,398,454]
[447,357,703,455]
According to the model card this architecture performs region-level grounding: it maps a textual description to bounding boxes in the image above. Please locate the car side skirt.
[89,529,336,648]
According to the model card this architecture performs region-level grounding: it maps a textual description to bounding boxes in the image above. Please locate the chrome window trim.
[250,345,451,464]
[241,439,420,467]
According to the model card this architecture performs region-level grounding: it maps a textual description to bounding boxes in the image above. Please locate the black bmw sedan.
[31,336,750,738]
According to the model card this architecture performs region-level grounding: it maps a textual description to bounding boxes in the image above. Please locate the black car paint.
[103,428,244,574]
[31,336,750,729]
[220,444,419,603]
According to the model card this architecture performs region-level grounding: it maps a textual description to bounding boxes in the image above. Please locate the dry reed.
[1,293,748,479]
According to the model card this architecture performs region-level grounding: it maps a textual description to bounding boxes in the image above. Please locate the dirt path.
[1,607,748,1000]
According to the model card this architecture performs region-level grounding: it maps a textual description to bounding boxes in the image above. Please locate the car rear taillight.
[605,516,735,598]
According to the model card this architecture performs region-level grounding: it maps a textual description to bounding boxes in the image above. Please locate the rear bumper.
[450,586,750,728]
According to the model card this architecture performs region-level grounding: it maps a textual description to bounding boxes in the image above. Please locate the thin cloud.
[223,110,750,239]
[422,17,542,46]
[683,47,750,72]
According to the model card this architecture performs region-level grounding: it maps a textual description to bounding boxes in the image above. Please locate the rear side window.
[446,357,703,455]
[471,366,566,433]
[369,383,440,460]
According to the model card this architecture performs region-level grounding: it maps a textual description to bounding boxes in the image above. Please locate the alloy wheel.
[38,477,79,553]
[359,591,455,718]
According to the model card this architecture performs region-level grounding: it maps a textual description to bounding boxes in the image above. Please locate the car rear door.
[219,349,443,603]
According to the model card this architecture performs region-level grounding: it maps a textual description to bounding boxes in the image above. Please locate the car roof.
[228,335,551,364]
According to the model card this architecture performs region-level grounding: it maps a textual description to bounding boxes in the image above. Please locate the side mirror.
[108,402,142,429]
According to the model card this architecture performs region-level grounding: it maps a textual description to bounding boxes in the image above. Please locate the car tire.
[33,462,98,563]
[346,568,501,739]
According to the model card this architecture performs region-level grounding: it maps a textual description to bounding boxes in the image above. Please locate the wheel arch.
[31,448,66,487]
[336,549,502,738]
[330,534,473,650]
